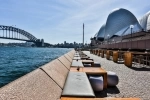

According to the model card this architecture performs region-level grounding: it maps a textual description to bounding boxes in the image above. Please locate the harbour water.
[0,47,72,87]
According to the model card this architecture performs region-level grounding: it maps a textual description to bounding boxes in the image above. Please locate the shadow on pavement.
[128,66,150,71]
[94,86,120,98]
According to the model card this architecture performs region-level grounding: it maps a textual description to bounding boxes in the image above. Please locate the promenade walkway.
[83,51,150,100]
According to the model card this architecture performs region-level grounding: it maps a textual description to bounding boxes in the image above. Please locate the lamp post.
[107,34,110,43]
[107,34,110,49]
[112,39,114,48]
[83,23,84,48]
[130,25,134,49]
[112,39,114,43]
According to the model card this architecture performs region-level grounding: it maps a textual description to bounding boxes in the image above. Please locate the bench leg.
[103,73,107,88]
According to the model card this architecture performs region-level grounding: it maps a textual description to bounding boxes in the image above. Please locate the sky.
[0,0,150,44]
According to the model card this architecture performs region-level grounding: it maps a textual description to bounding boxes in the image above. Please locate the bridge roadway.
[0,36,47,47]
[0,36,34,42]
[83,51,150,100]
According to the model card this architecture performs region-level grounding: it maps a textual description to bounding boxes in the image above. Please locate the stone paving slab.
[83,51,150,100]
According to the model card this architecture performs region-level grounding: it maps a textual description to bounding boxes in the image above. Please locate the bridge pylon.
[34,39,44,47]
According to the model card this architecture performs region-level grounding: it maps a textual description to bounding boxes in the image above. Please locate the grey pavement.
[83,51,150,100]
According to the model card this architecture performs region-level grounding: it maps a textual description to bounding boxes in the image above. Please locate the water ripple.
[0,47,72,87]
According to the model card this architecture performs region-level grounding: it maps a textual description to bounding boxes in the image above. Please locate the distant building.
[64,41,66,45]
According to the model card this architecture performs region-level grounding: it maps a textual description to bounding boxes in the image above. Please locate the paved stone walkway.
[83,51,150,100]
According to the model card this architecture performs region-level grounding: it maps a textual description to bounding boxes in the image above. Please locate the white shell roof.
[139,11,150,31]
[104,8,142,39]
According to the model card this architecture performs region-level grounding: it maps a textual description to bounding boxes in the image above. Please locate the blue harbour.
[0,47,72,87]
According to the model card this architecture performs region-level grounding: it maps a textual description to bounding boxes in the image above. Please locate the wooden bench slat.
[61,97,141,100]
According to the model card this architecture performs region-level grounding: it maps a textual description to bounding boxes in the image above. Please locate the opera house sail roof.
[93,8,150,46]
[104,8,142,40]
[91,8,150,50]
[94,32,98,39]
[96,24,105,41]
[139,11,150,31]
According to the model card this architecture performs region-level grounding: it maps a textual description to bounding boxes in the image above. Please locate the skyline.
[0,0,150,44]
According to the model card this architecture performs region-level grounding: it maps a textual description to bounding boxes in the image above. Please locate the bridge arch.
[0,25,37,41]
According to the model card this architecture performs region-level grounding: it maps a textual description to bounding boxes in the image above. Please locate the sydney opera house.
[91,8,150,50]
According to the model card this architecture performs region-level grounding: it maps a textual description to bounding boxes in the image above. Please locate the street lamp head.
[130,25,134,29]
[107,34,110,40]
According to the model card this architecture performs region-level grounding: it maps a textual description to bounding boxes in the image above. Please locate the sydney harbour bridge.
[0,25,50,47]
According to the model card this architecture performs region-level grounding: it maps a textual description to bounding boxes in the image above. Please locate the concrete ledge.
[0,69,62,100]
[64,54,72,62]
[41,59,69,89]
[67,53,74,59]
[70,50,75,56]
[67,51,75,59]
[58,55,71,69]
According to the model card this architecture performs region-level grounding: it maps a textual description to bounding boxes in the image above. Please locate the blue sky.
[0,0,150,44]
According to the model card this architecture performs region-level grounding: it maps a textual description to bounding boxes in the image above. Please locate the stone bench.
[61,71,95,97]
[71,60,84,67]
[89,75,103,91]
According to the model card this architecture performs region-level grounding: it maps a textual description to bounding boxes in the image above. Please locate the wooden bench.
[70,67,107,89]
[82,60,94,67]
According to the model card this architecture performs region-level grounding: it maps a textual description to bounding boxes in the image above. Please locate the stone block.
[89,75,103,91]
[107,71,119,86]
[64,54,72,62]
[67,52,74,59]
[41,59,69,89]
[58,55,71,69]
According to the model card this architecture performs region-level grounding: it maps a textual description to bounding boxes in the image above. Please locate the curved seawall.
[0,49,75,100]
